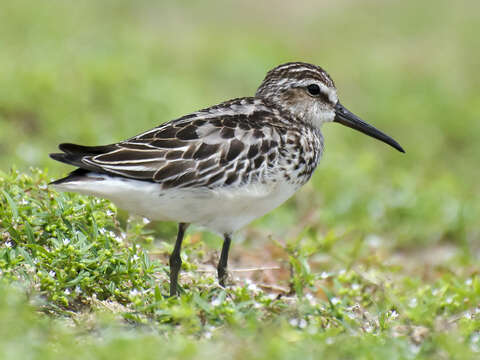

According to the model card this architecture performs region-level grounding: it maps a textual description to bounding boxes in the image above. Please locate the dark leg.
[169,223,189,296]
[217,234,232,287]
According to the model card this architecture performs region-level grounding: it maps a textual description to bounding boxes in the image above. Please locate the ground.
[0,1,479,359]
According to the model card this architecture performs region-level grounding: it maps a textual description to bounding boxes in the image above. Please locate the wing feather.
[50,98,288,189]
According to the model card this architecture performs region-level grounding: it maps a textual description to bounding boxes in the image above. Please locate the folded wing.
[50,104,283,189]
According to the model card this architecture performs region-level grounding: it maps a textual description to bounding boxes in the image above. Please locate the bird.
[49,62,404,296]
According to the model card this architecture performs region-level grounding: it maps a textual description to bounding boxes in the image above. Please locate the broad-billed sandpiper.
[50,62,404,296]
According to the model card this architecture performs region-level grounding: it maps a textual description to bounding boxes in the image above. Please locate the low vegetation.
[1,0,479,358]
[1,169,479,359]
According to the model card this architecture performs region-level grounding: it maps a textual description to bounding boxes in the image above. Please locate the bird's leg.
[169,223,189,296]
[217,234,232,287]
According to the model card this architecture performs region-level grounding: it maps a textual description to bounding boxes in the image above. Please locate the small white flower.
[5,241,12,248]
[129,289,140,297]
[106,210,114,216]
[366,234,382,248]
[330,297,341,305]
[289,318,299,327]
[466,278,473,286]
[472,339,480,353]
[305,293,316,305]
[320,271,330,279]
[299,319,307,329]
[205,325,215,332]
[63,238,70,246]
[351,283,361,290]
[409,298,417,308]
[446,296,453,304]
[268,293,277,300]
[464,312,472,320]
[49,271,56,278]
[75,286,82,294]
[142,217,150,224]
[204,331,212,339]
[409,345,420,355]
[64,288,71,295]
[247,283,259,292]
[211,297,222,307]
[471,333,480,343]
[132,254,139,262]
[389,310,399,320]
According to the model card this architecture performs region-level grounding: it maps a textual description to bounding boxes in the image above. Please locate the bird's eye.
[306,84,321,96]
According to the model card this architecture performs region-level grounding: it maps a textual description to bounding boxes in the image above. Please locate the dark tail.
[49,143,115,184]
[50,143,115,166]
[58,143,114,155]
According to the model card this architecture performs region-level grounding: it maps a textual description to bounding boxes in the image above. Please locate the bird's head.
[255,62,404,153]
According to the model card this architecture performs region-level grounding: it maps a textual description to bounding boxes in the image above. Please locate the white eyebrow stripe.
[293,79,338,103]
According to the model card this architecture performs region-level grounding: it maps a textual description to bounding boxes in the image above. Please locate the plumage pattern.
[49,61,404,296]
[51,97,324,191]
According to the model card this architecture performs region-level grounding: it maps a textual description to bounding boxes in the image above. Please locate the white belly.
[53,174,300,234]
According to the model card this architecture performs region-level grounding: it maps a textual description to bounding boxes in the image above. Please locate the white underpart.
[53,173,299,234]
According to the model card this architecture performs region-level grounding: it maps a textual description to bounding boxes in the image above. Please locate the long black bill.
[334,102,405,153]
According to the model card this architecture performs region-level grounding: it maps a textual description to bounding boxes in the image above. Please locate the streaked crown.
[255,62,339,127]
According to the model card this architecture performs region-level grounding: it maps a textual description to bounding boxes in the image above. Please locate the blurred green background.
[1,1,480,358]
[1,0,479,251]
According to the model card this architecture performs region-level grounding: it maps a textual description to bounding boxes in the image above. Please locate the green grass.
[1,169,479,359]
[1,0,480,358]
